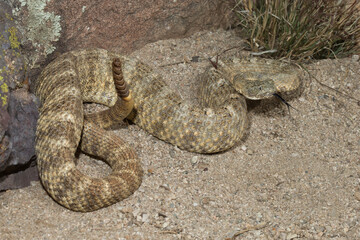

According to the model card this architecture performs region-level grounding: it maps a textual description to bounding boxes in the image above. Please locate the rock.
[10,0,235,77]
[286,233,299,240]
[246,149,254,155]
[191,156,199,165]
[10,0,62,67]
[0,89,39,190]
[0,2,16,154]
[352,54,359,62]
[0,162,38,190]
[46,0,234,54]
[0,134,11,170]
[141,213,149,223]
[7,89,38,167]
[0,2,39,190]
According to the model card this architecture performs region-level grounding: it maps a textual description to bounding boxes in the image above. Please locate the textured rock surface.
[0,89,39,191]
[10,0,62,66]
[6,89,38,167]
[10,0,235,82]
[0,1,39,191]
[46,0,233,53]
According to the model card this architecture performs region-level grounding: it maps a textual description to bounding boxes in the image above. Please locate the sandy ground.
[1,29,359,240]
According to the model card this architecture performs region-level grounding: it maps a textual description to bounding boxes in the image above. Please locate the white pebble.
[142,213,149,223]
[352,55,359,61]
[286,233,298,240]
[162,221,170,228]
[191,156,199,164]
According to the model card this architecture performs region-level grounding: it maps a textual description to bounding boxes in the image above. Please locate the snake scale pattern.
[35,48,300,212]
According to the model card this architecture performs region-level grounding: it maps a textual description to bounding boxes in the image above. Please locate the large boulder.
[0,1,39,190]
[48,0,234,53]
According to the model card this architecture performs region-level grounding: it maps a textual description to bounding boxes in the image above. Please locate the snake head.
[232,72,277,100]
[231,69,301,100]
[222,57,301,100]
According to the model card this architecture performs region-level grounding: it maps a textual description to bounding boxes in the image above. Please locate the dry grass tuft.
[234,0,360,61]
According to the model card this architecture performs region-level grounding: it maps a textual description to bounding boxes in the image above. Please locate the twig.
[228,222,268,239]
[250,49,278,56]
[159,56,201,67]
[159,228,183,234]
[159,60,187,67]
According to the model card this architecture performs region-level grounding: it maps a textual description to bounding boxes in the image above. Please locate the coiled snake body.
[35,48,300,211]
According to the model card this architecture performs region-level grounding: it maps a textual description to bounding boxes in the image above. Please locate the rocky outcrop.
[0,89,39,190]
[10,0,234,70]
[47,0,234,53]
[0,1,38,191]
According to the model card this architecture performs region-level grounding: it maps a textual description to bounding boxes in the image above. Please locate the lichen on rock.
[0,1,39,190]
[11,0,62,65]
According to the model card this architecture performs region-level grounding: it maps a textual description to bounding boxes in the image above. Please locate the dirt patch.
[1,29,359,239]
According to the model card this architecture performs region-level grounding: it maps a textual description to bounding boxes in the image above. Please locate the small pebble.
[280,232,287,240]
[256,212,263,222]
[298,97,305,102]
[246,149,254,155]
[352,54,359,61]
[141,213,149,223]
[286,233,298,240]
[160,184,170,191]
[169,149,176,158]
[158,212,167,218]
[162,221,170,228]
[30,181,38,187]
[191,156,199,165]
[197,162,209,171]
[133,209,141,217]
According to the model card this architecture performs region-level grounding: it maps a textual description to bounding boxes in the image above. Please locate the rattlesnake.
[35,48,300,212]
